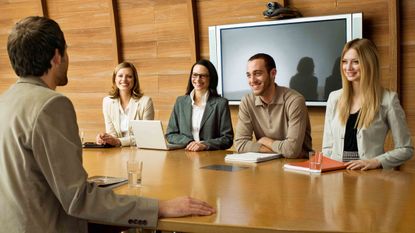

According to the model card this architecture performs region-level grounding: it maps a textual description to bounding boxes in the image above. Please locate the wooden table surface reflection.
[83,147,415,233]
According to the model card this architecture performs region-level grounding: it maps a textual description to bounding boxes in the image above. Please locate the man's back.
[0,77,89,232]
[0,77,159,232]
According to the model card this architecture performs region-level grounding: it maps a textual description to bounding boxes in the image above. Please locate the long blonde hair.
[337,38,383,128]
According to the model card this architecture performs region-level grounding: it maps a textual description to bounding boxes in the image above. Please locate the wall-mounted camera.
[267,2,279,10]
[263,2,302,20]
[264,2,280,17]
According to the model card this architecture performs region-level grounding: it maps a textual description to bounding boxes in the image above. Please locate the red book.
[283,156,347,173]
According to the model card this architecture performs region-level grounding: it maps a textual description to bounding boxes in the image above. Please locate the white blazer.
[103,95,154,146]
[322,89,413,169]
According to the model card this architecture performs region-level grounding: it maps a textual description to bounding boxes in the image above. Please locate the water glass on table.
[309,151,323,172]
[127,160,143,188]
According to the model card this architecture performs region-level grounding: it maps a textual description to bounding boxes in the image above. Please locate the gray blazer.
[322,89,414,169]
[166,95,233,150]
[0,77,158,233]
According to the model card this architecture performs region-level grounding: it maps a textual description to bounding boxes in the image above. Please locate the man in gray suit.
[0,16,214,233]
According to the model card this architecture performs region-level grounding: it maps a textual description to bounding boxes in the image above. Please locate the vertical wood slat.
[40,0,47,17]
[400,0,415,139]
[389,0,400,95]
[384,0,399,149]
[187,0,199,63]
[108,0,121,65]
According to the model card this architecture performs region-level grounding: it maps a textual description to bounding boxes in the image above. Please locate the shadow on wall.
[324,57,342,99]
[289,57,318,100]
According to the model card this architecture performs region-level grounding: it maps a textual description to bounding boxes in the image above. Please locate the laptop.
[130,120,185,150]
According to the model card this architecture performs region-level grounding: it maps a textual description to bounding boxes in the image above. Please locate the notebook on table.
[87,176,127,187]
[130,120,185,151]
[225,152,282,163]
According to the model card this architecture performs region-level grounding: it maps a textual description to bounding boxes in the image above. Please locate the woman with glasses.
[166,59,234,151]
[96,62,154,147]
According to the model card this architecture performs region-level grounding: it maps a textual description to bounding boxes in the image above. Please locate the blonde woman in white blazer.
[96,62,154,146]
[322,38,413,170]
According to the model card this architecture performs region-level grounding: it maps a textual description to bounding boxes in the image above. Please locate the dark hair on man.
[109,61,143,99]
[185,59,220,97]
[7,16,66,77]
[248,53,276,73]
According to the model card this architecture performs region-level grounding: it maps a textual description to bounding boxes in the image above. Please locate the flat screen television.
[209,13,363,106]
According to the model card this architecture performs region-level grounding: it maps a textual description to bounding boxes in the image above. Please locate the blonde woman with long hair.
[322,38,413,170]
[96,62,154,146]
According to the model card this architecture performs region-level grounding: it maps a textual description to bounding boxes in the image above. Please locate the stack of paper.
[87,176,128,187]
[283,156,347,173]
[225,152,281,163]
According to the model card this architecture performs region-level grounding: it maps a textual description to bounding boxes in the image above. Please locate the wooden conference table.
[83,147,415,233]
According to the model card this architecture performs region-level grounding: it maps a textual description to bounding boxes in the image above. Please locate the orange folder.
[283,156,347,173]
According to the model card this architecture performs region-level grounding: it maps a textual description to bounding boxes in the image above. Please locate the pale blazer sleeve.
[138,96,155,120]
[374,92,414,168]
[118,96,155,146]
[34,95,159,227]
[102,96,119,138]
[322,90,341,157]
[102,96,155,146]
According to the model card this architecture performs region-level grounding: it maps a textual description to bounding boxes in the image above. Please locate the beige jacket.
[103,95,154,146]
[0,77,158,233]
[322,89,414,169]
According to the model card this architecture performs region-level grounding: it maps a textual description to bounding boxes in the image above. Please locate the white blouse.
[118,99,132,137]
[190,90,209,142]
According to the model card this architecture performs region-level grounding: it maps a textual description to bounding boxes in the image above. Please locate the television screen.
[209,13,363,106]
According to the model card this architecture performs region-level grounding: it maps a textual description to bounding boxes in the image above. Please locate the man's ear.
[51,48,62,66]
[271,68,277,81]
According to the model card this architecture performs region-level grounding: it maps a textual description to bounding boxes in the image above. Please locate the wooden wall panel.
[196,0,398,151]
[0,0,410,153]
[401,0,415,145]
[46,0,117,141]
[0,0,44,94]
[117,0,196,126]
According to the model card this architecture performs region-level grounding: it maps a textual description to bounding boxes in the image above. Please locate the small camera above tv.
[209,13,363,106]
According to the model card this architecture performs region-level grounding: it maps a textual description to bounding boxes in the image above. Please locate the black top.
[344,111,359,152]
